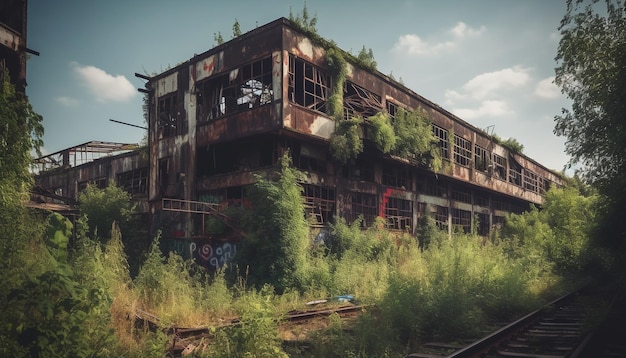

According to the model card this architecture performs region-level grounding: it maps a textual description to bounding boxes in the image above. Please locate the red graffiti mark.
[380,188,394,218]
[203,59,215,74]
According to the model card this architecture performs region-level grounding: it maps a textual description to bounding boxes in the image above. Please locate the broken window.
[451,188,472,204]
[288,55,329,112]
[493,154,507,180]
[477,212,489,236]
[474,191,489,207]
[454,135,472,167]
[349,191,378,227]
[302,184,335,226]
[159,158,170,195]
[78,177,107,192]
[386,100,399,120]
[343,157,374,182]
[474,144,489,172]
[508,161,522,186]
[424,177,447,197]
[343,81,382,120]
[293,142,326,173]
[432,124,449,159]
[382,163,410,189]
[451,208,471,233]
[492,198,508,211]
[434,205,448,230]
[158,93,184,138]
[384,197,413,231]
[117,167,148,196]
[493,215,505,229]
[523,169,538,192]
[197,57,274,122]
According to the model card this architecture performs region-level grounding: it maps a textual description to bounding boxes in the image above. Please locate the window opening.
[523,169,538,192]
[432,124,449,159]
[386,100,399,120]
[493,154,507,180]
[454,135,472,167]
[158,93,183,138]
[198,57,273,122]
[451,188,472,204]
[382,163,410,189]
[288,55,329,112]
[117,167,148,195]
[474,144,489,172]
[302,184,335,226]
[508,161,522,186]
[451,208,471,233]
[159,158,170,195]
[343,81,382,120]
[474,191,489,207]
[434,205,448,230]
[385,197,413,231]
[349,191,378,227]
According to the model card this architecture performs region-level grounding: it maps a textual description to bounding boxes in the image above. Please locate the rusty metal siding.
[196,105,279,147]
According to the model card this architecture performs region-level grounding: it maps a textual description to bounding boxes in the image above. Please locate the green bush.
[78,183,135,239]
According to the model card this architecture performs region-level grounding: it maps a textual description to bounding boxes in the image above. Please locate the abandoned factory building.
[33,18,565,267]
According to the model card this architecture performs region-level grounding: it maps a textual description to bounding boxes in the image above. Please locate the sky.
[26,0,572,172]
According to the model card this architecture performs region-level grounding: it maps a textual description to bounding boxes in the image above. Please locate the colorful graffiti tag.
[163,238,237,270]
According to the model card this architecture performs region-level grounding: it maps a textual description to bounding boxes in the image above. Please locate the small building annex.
[34,18,565,268]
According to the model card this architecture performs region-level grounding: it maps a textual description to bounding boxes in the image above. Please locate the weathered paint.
[156,72,178,98]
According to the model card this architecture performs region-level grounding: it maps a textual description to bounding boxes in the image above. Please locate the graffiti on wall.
[163,238,237,270]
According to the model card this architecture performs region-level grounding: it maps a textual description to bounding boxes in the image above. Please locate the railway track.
[408,287,603,358]
[164,304,365,357]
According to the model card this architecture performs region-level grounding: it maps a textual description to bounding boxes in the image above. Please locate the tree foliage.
[357,45,377,70]
[235,153,310,293]
[78,184,135,239]
[391,108,442,171]
[329,117,364,164]
[0,69,44,188]
[554,0,626,194]
[289,2,318,34]
[367,112,396,153]
[232,18,242,38]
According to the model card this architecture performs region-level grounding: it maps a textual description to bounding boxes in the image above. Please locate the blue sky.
[26,0,571,172]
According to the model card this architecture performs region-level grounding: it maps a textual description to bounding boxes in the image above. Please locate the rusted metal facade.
[0,0,30,92]
[34,18,565,257]
[144,18,564,238]
[33,142,149,213]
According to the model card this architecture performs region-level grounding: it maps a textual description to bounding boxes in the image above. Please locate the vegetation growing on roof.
[491,133,525,154]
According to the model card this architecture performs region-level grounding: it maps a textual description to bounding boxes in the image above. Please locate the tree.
[232,18,242,38]
[554,0,626,195]
[235,153,310,293]
[78,184,134,239]
[0,68,44,187]
[214,31,224,46]
[289,2,318,34]
[357,45,377,70]
[554,0,626,272]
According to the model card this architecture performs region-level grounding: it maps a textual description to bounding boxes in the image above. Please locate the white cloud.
[461,66,531,100]
[393,34,455,56]
[55,96,80,107]
[71,62,136,102]
[452,100,512,120]
[534,76,561,99]
[450,22,486,38]
[393,21,485,57]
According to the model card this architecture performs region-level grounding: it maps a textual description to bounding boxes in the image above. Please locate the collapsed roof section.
[33,141,139,172]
